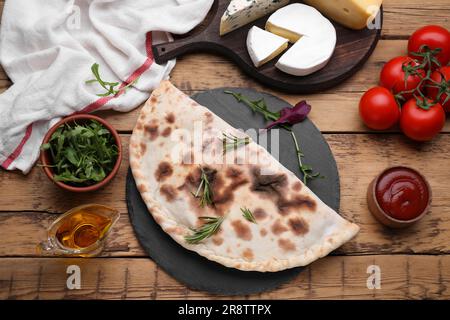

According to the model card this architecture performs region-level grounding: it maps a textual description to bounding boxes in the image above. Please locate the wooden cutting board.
[153,0,383,93]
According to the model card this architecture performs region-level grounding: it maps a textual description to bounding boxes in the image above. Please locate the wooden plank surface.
[95,38,450,133]
[1,0,450,300]
[0,255,449,300]
[0,2,448,133]
[2,41,450,133]
[1,133,450,257]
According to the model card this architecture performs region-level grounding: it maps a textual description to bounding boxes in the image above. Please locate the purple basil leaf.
[265,100,311,130]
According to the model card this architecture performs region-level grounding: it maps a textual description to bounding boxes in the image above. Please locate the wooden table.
[1,0,450,300]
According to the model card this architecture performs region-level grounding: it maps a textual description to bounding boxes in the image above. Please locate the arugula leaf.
[224,91,279,121]
[86,63,139,97]
[41,120,118,187]
[225,90,322,186]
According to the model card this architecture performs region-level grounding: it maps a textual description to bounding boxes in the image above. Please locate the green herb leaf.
[64,147,78,166]
[192,167,214,207]
[224,91,280,121]
[290,130,323,185]
[85,63,138,97]
[185,216,224,244]
[226,90,322,186]
[222,132,250,154]
[42,120,118,187]
[40,143,51,151]
[241,207,257,224]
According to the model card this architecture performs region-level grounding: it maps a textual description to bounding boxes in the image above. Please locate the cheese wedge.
[247,26,289,67]
[220,0,290,36]
[266,4,337,76]
[304,0,383,30]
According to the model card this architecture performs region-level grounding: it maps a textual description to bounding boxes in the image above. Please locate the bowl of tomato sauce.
[367,166,432,228]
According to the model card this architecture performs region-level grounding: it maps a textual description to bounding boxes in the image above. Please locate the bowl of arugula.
[40,114,122,192]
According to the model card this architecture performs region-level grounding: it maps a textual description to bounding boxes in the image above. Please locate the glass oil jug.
[38,204,120,257]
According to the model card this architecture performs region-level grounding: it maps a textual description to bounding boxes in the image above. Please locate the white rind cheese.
[304,0,383,30]
[266,4,337,76]
[220,0,290,36]
[276,31,336,76]
[247,26,289,67]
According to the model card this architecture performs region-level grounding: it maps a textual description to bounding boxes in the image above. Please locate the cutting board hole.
[161,47,166,52]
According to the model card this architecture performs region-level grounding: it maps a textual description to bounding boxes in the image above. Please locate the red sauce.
[375,167,429,221]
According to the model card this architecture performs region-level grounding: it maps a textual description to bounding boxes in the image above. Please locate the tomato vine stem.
[395,46,448,110]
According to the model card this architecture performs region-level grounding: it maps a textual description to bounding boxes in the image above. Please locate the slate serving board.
[153,0,383,93]
[126,88,340,295]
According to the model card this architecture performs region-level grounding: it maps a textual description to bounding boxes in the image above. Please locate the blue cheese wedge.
[220,0,290,36]
[247,26,288,67]
[266,3,337,76]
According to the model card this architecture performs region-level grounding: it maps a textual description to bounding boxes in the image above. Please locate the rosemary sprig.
[225,90,321,186]
[192,167,214,207]
[222,132,250,154]
[86,63,138,97]
[241,207,257,224]
[185,216,224,244]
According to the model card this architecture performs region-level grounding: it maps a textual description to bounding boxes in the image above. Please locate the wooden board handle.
[152,0,221,64]
[153,36,208,64]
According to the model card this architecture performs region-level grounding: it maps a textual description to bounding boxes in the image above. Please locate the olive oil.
[38,204,119,257]
[56,211,112,249]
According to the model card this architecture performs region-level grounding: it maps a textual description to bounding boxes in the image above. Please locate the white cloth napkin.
[0,0,213,173]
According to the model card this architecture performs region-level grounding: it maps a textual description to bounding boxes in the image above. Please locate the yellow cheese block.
[303,0,383,30]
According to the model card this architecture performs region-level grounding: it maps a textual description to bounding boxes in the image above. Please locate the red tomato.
[380,56,424,100]
[359,87,400,130]
[400,98,446,141]
[408,25,450,67]
[428,66,450,112]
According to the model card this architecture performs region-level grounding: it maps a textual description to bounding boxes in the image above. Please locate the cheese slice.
[220,0,290,36]
[303,0,383,30]
[266,3,337,76]
[247,26,289,67]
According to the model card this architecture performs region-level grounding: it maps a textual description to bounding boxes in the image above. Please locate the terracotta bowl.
[367,166,432,228]
[40,114,122,193]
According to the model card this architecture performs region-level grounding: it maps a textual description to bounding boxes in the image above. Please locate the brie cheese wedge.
[220,0,290,36]
[247,26,289,68]
[266,3,337,76]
